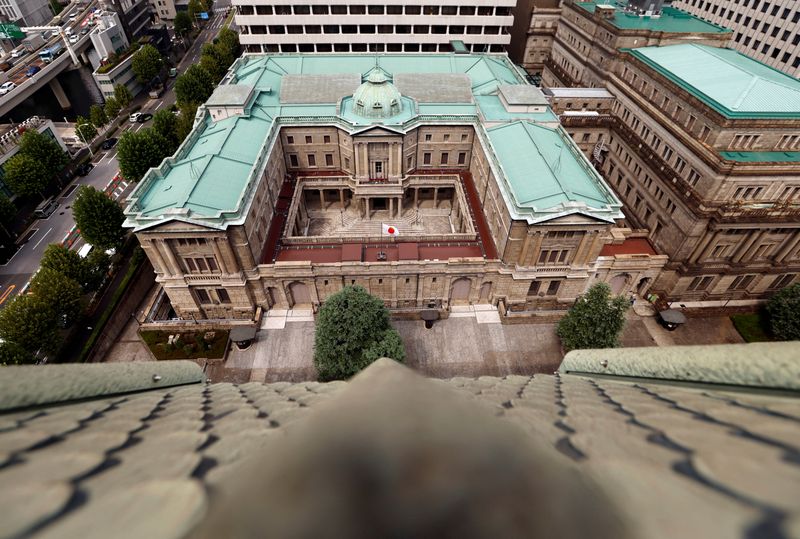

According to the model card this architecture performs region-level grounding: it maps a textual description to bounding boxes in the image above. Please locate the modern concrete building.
[0,0,53,27]
[671,0,800,78]
[90,12,139,99]
[90,11,130,60]
[124,52,670,325]
[232,1,516,54]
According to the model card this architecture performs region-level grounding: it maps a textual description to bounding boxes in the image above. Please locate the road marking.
[32,227,53,250]
[155,99,164,110]
[104,151,116,164]
[0,285,16,305]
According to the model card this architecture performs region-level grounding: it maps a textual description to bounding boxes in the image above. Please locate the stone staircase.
[308,209,434,237]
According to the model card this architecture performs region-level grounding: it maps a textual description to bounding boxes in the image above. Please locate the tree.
[89,104,108,128]
[313,285,405,381]
[153,109,179,153]
[83,248,112,291]
[766,282,800,341]
[132,44,163,85]
[29,268,83,328]
[114,84,133,108]
[200,42,233,82]
[0,341,34,365]
[49,0,64,16]
[201,0,213,13]
[72,186,125,249]
[18,129,68,177]
[187,0,203,21]
[175,104,197,141]
[116,128,170,182]
[0,294,60,354]
[104,95,122,119]
[175,65,214,107]
[217,27,241,59]
[3,153,49,198]
[557,282,629,351]
[0,194,16,238]
[40,243,109,292]
[75,116,97,142]
[174,11,192,37]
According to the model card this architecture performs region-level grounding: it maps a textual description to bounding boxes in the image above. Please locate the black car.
[76,162,94,176]
[101,137,118,150]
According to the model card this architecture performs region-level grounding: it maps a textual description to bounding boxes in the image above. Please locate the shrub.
[766,282,800,341]
[557,282,629,351]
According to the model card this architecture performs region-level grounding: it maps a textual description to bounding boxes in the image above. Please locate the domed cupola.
[352,69,403,119]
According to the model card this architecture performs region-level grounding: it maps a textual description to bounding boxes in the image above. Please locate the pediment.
[533,211,614,227]
[352,125,405,137]
[137,218,222,234]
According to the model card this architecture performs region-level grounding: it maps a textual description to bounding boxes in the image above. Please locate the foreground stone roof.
[0,350,798,538]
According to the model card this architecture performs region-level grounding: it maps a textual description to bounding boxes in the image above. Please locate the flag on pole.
[382,223,398,236]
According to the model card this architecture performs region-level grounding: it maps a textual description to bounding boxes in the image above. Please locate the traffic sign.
[0,23,25,39]
[199,12,209,19]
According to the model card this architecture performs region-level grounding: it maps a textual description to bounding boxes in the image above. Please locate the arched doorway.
[609,273,631,295]
[266,287,279,307]
[450,277,471,305]
[288,281,311,307]
[478,282,492,303]
[637,277,652,296]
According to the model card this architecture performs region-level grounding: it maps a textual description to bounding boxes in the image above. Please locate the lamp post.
[74,122,94,157]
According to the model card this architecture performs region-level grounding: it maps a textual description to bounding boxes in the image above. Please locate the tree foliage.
[49,0,64,16]
[18,129,68,177]
[175,64,213,107]
[175,104,197,141]
[0,341,34,365]
[3,153,49,198]
[557,282,629,351]
[0,294,60,354]
[216,28,241,59]
[113,83,133,108]
[117,128,170,182]
[30,268,83,328]
[132,44,163,85]
[72,186,125,249]
[187,0,203,21]
[75,116,97,141]
[0,194,16,226]
[174,11,192,36]
[766,282,800,341]
[153,109,179,153]
[40,243,108,292]
[313,285,405,381]
[104,95,122,119]
[89,104,108,128]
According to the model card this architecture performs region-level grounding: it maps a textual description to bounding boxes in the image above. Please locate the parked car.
[69,34,79,43]
[169,67,178,77]
[76,162,94,176]
[10,48,24,58]
[26,65,41,77]
[129,112,153,123]
[80,27,90,35]
[0,81,16,94]
[101,137,117,150]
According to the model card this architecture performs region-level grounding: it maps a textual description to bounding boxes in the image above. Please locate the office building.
[232,1,516,54]
[671,0,800,78]
[0,0,53,27]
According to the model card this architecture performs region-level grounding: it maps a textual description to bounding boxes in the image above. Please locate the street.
[0,9,231,308]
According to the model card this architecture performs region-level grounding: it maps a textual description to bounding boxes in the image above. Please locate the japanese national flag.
[382,223,399,236]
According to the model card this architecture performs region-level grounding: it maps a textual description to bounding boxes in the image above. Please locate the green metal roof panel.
[628,44,800,119]
[475,95,559,122]
[720,151,800,163]
[575,1,730,33]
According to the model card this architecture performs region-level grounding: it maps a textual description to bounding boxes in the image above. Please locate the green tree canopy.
[0,294,60,354]
[0,341,34,365]
[40,243,108,292]
[175,64,214,107]
[89,104,108,128]
[216,27,241,59]
[766,282,800,341]
[200,41,233,82]
[18,129,68,177]
[75,116,97,142]
[30,268,83,328]
[0,194,16,227]
[83,248,112,291]
[174,11,192,36]
[175,104,197,141]
[132,44,163,85]
[3,153,49,198]
[104,95,122,119]
[187,0,203,20]
[113,84,133,108]
[116,128,170,182]
[72,186,125,249]
[313,285,405,381]
[153,109,179,153]
[557,282,629,351]
[49,0,64,15]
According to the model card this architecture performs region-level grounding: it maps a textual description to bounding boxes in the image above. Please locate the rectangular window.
[307,154,316,167]
[728,274,755,291]
[184,258,197,272]
[206,257,218,271]
[286,135,294,144]
[196,289,210,303]
[424,133,432,141]
[769,274,795,289]
[289,154,298,167]
[423,152,431,165]
[305,135,312,144]
[216,288,231,303]
[458,152,466,165]
[443,134,450,142]
[687,276,714,291]
[325,153,333,166]
[440,152,449,165]
[527,281,541,296]
[546,280,561,296]
[323,135,331,144]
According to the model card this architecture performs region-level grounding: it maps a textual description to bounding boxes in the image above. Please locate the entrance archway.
[288,281,311,307]
[637,277,652,296]
[609,273,631,295]
[450,277,471,305]
[479,282,492,303]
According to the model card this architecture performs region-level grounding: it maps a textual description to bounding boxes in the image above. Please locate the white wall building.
[0,0,53,27]
[671,0,800,78]
[90,11,130,59]
[232,1,516,53]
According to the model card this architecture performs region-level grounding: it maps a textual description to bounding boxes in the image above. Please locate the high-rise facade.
[671,0,800,78]
[232,1,516,54]
[0,0,53,27]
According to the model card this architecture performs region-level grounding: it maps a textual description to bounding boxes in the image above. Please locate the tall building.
[0,0,53,27]
[515,0,562,81]
[671,0,800,78]
[149,0,176,21]
[124,52,671,324]
[232,1,516,54]
[104,0,152,40]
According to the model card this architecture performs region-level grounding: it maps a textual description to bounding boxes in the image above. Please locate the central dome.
[352,68,403,119]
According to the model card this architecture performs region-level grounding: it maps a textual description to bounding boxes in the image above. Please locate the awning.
[658,309,686,324]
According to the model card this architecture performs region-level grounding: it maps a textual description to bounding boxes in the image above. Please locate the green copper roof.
[720,151,800,163]
[125,53,621,231]
[487,121,621,221]
[575,0,730,33]
[628,44,800,119]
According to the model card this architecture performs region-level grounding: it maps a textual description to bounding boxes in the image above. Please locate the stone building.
[124,53,666,324]
[514,0,563,83]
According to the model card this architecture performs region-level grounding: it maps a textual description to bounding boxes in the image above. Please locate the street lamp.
[74,122,94,157]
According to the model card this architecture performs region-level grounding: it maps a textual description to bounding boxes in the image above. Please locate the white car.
[69,34,79,43]
[0,81,16,95]
[69,14,77,21]
[64,27,73,36]
[10,49,23,58]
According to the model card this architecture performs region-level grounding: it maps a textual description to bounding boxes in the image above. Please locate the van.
[34,197,58,219]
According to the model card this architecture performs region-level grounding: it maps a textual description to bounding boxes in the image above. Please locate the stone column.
[319,189,325,210]
[210,238,229,274]
[159,239,182,275]
[366,198,371,220]
[397,196,402,218]
[732,229,765,264]
[433,187,438,209]
[518,232,533,266]
[571,231,592,266]
[414,188,419,208]
[219,237,240,272]
[389,197,394,218]
[339,189,345,209]
[774,231,800,263]
[529,231,544,266]
[689,229,719,264]
[146,240,169,276]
